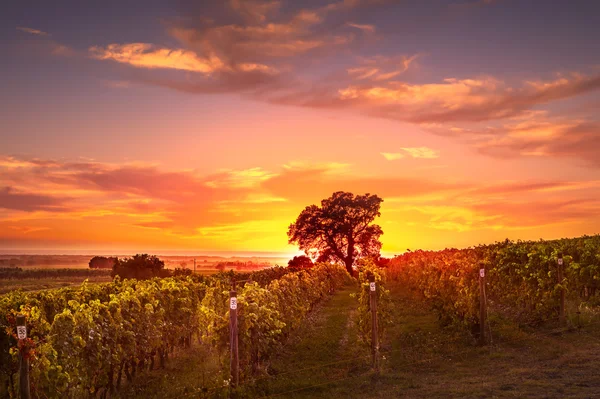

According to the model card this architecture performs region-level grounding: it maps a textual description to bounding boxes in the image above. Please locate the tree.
[287,191,383,276]
[88,256,116,269]
[287,255,314,270]
[111,254,166,280]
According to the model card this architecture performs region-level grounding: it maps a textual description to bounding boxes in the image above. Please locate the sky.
[1,0,600,256]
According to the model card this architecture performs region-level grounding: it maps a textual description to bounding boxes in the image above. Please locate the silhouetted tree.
[111,254,165,280]
[287,255,314,270]
[89,256,117,269]
[287,191,383,276]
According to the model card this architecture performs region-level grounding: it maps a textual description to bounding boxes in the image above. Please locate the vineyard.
[1,234,600,398]
[0,264,349,398]
[387,235,600,331]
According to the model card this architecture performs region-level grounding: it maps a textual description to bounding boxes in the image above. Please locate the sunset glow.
[1,0,600,255]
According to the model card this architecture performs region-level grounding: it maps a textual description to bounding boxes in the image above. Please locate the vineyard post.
[229,286,239,392]
[16,314,31,399]
[558,253,565,325]
[478,266,487,345]
[193,258,196,274]
[369,276,379,371]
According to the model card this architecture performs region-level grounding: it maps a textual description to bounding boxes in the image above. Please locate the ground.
[118,282,600,398]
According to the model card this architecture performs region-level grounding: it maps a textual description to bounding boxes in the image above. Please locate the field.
[2,236,600,398]
[0,254,289,294]
[0,254,290,271]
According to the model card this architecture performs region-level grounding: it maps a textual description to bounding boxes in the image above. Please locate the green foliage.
[0,264,349,397]
[354,259,392,347]
[387,235,600,330]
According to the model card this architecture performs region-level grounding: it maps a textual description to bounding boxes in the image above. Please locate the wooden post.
[16,314,30,399]
[229,289,239,391]
[558,253,565,325]
[478,266,487,345]
[193,258,196,274]
[369,276,379,371]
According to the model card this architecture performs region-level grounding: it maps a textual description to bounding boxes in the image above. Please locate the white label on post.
[16,326,26,340]
[230,297,237,310]
[558,258,563,265]
[370,282,376,292]
[479,269,485,278]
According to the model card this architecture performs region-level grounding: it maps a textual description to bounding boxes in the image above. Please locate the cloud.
[381,152,404,161]
[470,198,600,229]
[0,187,70,212]
[9,225,51,234]
[51,44,74,56]
[381,147,438,160]
[3,156,600,248]
[346,22,376,33]
[335,73,600,124]
[429,112,600,167]
[401,147,439,159]
[96,0,390,96]
[75,1,600,169]
[229,0,282,24]
[89,43,227,74]
[205,167,277,188]
[16,27,49,36]
[347,54,418,82]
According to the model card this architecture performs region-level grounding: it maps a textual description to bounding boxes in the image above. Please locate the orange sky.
[1,1,600,255]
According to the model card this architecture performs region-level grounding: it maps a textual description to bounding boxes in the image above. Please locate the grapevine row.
[387,235,600,330]
[0,264,348,398]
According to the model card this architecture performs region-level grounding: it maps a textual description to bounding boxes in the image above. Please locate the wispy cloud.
[0,187,70,212]
[401,147,439,159]
[16,27,48,36]
[89,43,227,74]
[347,54,418,81]
[346,22,376,33]
[381,147,438,160]
[381,152,405,161]
[336,73,600,123]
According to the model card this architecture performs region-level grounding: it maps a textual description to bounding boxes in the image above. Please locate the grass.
[111,281,600,398]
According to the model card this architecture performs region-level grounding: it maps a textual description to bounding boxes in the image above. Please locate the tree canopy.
[287,255,314,270]
[111,254,166,280]
[89,256,116,269]
[287,191,383,276]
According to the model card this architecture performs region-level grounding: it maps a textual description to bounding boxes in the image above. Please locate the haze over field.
[1,0,600,255]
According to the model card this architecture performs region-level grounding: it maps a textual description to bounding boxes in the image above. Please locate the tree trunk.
[346,235,355,277]
[345,258,354,277]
